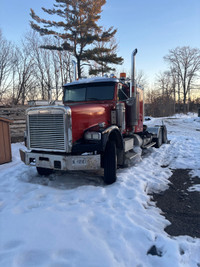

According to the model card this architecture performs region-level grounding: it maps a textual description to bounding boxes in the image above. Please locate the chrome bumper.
[19,149,101,171]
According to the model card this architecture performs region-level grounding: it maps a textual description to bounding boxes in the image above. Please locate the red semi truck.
[20,49,167,184]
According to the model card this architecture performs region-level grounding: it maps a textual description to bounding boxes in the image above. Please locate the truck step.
[123,151,139,167]
[142,142,156,149]
[125,151,138,160]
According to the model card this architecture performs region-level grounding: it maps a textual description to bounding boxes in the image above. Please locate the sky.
[0,0,200,83]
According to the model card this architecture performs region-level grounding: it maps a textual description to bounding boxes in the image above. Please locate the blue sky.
[0,0,200,83]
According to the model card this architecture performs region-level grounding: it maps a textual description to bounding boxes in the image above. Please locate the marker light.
[120,73,126,78]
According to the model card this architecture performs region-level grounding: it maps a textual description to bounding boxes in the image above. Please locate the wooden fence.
[0,107,27,143]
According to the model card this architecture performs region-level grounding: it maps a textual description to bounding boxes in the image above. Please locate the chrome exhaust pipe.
[130,48,137,98]
[72,60,77,81]
[126,49,138,129]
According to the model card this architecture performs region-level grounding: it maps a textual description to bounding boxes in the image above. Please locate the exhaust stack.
[126,49,138,129]
[130,49,137,98]
[72,60,77,81]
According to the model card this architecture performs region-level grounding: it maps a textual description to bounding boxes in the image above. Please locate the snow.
[188,184,200,192]
[63,76,119,87]
[0,113,200,267]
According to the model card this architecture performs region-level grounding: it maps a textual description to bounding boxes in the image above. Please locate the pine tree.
[89,37,123,76]
[30,0,123,78]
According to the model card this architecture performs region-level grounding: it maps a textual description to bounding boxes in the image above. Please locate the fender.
[84,124,124,152]
[147,125,161,138]
[101,125,124,167]
[72,125,123,154]
[101,126,124,152]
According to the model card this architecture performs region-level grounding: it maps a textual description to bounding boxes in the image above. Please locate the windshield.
[63,82,115,102]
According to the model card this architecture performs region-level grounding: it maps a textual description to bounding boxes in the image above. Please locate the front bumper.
[19,149,101,171]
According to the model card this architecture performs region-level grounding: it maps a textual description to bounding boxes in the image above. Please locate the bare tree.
[25,31,72,101]
[13,43,36,105]
[136,70,148,88]
[0,30,13,103]
[156,71,174,97]
[50,37,73,99]
[155,71,175,116]
[144,88,162,117]
[25,32,52,100]
[164,46,200,112]
[0,29,74,105]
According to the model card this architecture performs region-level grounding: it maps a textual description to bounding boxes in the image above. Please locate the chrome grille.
[28,113,65,151]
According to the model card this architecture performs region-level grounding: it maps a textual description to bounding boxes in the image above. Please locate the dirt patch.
[152,169,200,238]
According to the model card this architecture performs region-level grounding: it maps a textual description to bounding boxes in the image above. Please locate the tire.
[103,141,117,185]
[162,125,167,144]
[155,129,162,148]
[36,167,53,176]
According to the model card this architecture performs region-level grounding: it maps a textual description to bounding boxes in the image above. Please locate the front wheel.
[36,167,53,176]
[103,141,117,185]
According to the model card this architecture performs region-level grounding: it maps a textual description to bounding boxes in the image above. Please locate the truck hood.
[67,103,113,144]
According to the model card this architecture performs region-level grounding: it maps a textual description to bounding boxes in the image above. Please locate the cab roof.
[63,77,119,87]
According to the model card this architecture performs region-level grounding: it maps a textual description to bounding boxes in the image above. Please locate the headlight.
[84,131,101,141]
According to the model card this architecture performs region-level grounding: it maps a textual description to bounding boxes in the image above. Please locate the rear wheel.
[103,141,117,185]
[162,125,167,144]
[36,167,53,176]
[155,129,162,148]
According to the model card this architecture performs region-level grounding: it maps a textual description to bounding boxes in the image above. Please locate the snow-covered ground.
[0,113,200,267]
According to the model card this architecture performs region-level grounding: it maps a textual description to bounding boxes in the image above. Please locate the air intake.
[27,106,72,153]
[29,113,65,151]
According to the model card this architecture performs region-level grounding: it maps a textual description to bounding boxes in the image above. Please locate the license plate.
[72,158,86,166]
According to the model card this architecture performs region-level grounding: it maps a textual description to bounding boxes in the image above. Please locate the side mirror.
[126,97,136,106]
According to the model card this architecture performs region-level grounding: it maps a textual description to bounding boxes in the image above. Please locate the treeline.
[145,46,200,116]
[0,30,76,105]
[145,92,200,117]
[0,29,119,105]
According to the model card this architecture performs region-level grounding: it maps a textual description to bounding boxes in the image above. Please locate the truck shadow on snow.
[22,149,150,190]
[20,145,155,190]
[27,169,105,190]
